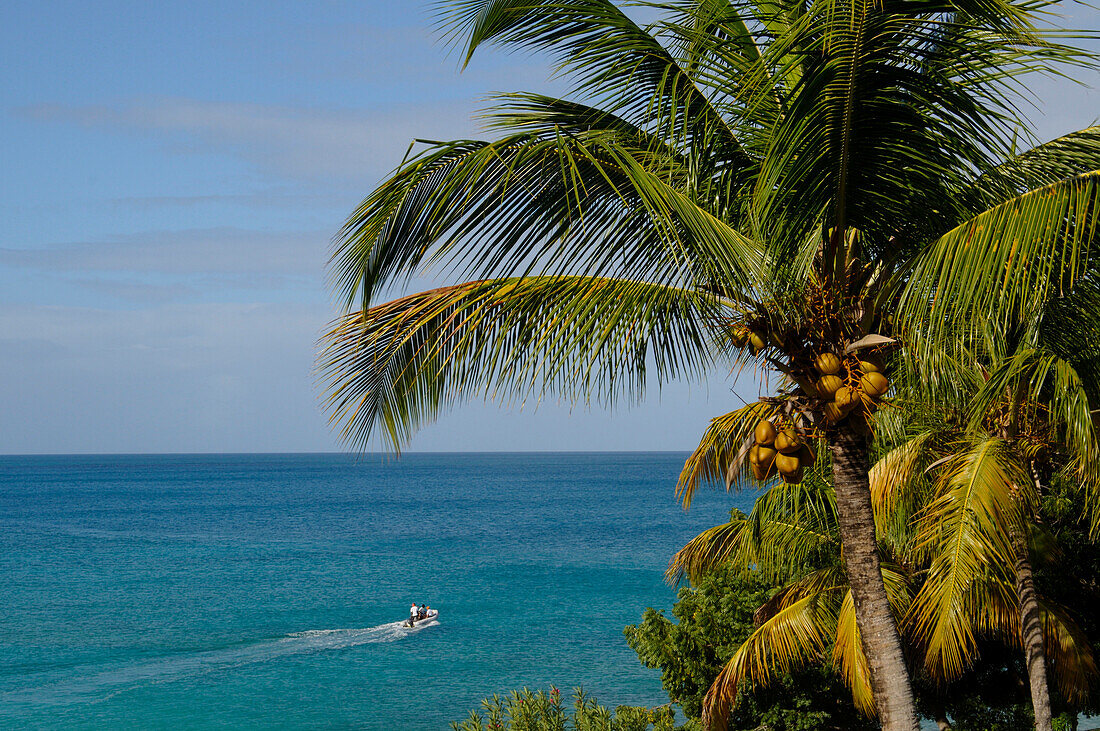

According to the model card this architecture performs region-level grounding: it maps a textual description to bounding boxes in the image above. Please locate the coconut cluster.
[749,419,816,484]
[729,324,769,356]
[812,351,889,433]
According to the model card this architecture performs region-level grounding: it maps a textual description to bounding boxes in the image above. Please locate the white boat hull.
[404,609,438,627]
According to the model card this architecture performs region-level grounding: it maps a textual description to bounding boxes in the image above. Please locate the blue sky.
[2,1,1099,454]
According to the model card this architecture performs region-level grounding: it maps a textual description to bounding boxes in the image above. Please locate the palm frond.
[677,401,783,507]
[1042,600,1097,705]
[439,0,747,153]
[908,438,1027,680]
[319,276,721,450]
[833,589,875,715]
[965,127,1100,212]
[668,480,840,584]
[969,346,1100,513]
[331,132,695,307]
[749,0,1055,255]
[869,432,934,542]
[965,577,1096,704]
[901,171,1100,338]
[666,516,749,586]
[702,590,840,730]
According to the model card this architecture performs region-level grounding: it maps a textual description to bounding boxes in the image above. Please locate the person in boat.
[409,602,418,625]
[417,604,427,620]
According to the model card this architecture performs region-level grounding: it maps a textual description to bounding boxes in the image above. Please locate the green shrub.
[450,687,681,731]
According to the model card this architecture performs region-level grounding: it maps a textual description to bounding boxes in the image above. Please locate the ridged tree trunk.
[1013,523,1053,731]
[829,425,920,731]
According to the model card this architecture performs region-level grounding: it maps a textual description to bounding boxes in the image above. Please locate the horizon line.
[0,449,695,457]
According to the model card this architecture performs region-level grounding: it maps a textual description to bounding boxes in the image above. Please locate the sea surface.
[0,452,746,729]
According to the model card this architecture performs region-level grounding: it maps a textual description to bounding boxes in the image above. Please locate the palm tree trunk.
[829,425,920,731]
[1012,522,1053,731]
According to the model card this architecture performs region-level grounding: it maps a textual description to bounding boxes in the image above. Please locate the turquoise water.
[1,453,744,729]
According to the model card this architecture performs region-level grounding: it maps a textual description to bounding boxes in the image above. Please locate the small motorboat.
[404,609,439,628]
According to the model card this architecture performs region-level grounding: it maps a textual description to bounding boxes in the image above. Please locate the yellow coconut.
[748,331,767,355]
[816,375,844,398]
[751,451,776,480]
[755,444,777,466]
[823,401,847,423]
[796,443,816,469]
[814,352,842,375]
[754,420,777,446]
[775,451,801,476]
[834,385,858,409]
[860,371,890,398]
[730,329,749,347]
[859,355,884,373]
[774,427,802,454]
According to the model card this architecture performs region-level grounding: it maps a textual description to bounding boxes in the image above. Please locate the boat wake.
[2,619,439,712]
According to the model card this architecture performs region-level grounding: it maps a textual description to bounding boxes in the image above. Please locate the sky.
[2,1,1099,455]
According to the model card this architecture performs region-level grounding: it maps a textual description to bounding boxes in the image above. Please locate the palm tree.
[673,435,1097,728]
[318,2,1100,728]
[882,313,1100,729]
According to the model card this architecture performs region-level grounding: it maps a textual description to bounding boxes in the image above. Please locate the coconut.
[751,454,775,480]
[730,329,749,347]
[775,451,801,476]
[748,332,767,355]
[834,385,857,409]
[754,420,777,446]
[814,352,842,375]
[823,402,847,423]
[774,427,802,454]
[755,444,777,466]
[816,375,844,398]
[860,371,889,398]
[859,354,884,373]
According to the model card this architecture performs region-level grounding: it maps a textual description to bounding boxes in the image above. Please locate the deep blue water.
[0,453,746,729]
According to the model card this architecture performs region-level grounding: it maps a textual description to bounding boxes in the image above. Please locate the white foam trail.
[2,619,439,712]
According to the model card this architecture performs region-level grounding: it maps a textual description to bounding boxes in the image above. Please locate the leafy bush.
[624,564,875,731]
[450,687,679,731]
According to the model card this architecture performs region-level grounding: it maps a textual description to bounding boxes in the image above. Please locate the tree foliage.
[624,561,875,730]
[322,1,1100,726]
[450,687,678,731]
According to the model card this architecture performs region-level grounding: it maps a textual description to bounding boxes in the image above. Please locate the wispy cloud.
[20,98,480,181]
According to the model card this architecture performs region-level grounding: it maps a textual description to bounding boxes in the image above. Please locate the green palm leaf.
[901,171,1100,336]
[440,0,748,152]
[319,276,720,450]
[907,438,1028,680]
[676,401,783,507]
[966,127,1100,212]
[702,589,841,730]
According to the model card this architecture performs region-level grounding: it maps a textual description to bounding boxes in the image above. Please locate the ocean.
[0,452,744,729]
